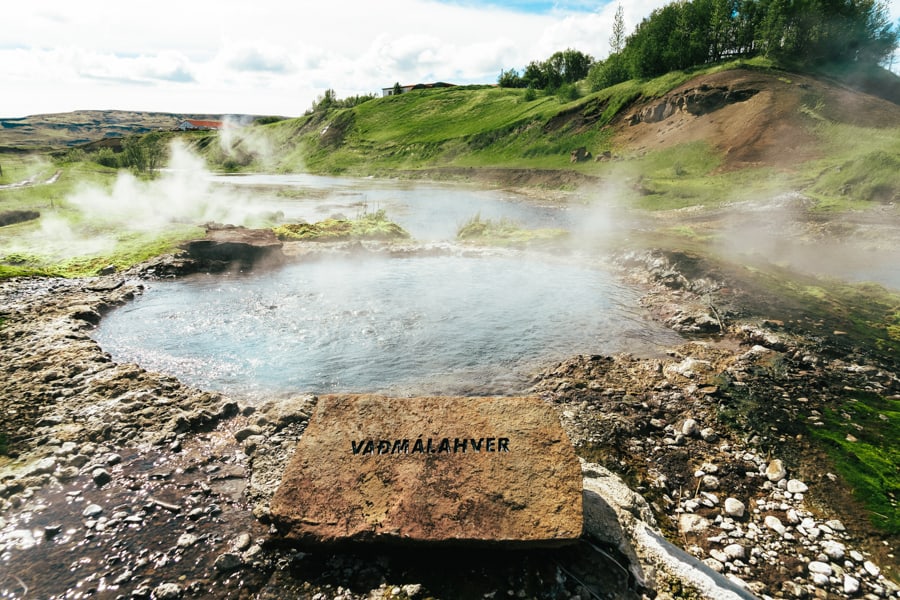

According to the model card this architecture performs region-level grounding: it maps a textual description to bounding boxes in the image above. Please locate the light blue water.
[95,253,680,400]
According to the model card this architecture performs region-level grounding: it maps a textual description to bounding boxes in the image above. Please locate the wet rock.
[213,552,243,572]
[180,227,284,269]
[82,503,103,518]
[92,468,112,487]
[271,395,583,546]
[176,533,198,548]
[152,582,182,600]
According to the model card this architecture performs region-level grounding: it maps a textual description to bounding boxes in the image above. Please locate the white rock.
[764,515,786,535]
[826,519,846,532]
[700,492,719,505]
[787,479,808,494]
[766,459,787,482]
[850,550,864,563]
[822,540,845,561]
[704,557,725,573]
[679,513,711,534]
[177,533,198,548]
[786,509,801,524]
[811,573,830,587]
[863,560,881,577]
[700,462,719,474]
[700,427,718,442]
[701,475,720,490]
[723,498,744,518]
[681,418,700,436]
[843,574,860,595]
[710,548,728,563]
[724,543,745,560]
[808,561,833,576]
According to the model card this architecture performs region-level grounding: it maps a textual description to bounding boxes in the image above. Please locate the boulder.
[180,226,284,269]
[270,394,583,546]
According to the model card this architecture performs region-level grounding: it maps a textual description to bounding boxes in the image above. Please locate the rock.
[787,479,808,494]
[92,468,112,487]
[724,543,745,560]
[213,552,243,572]
[700,427,718,442]
[176,533,198,548]
[82,504,103,518]
[808,561,833,576]
[27,457,57,476]
[401,584,423,598]
[764,515,786,535]
[863,560,881,577]
[234,426,263,443]
[569,147,592,163]
[822,540,845,561]
[681,418,700,437]
[256,395,315,429]
[270,395,583,546]
[844,575,860,595]
[701,475,720,490]
[765,459,787,482]
[724,498,745,518]
[152,582,182,600]
[679,513,711,534]
[826,519,846,532]
[180,227,284,269]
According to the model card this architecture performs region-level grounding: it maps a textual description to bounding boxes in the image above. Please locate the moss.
[273,209,409,242]
[456,214,569,246]
[810,392,900,533]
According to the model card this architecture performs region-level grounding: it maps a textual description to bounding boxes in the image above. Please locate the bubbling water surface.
[94,253,681,400]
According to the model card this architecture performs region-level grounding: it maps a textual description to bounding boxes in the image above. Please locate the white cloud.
[1,0,677,117]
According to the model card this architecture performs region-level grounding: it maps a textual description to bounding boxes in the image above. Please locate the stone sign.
[270,394,583,546]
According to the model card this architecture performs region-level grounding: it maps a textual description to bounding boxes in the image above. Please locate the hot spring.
[92,176,683,400]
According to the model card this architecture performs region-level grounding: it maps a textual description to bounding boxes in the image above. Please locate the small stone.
[843,575,860,595]
[704,558,725,572]
[700,428,718,442]
[724,498,745,518]
[105,453,122,465]
[825,519,846,532]
[232,532,252,552]
[681,419,700,437]
[29,457,57,476]
[92,468,111,487]
[710,548,728,562]
[679,513,711,534]
[152,582,182,600]
[811,573,830,587]
[850,550,864,563]
[43,524,63,537]
[766,459,787,482]
[701,475,720,490]
[764,515,786,535]
[786,508,801,524]
[401,584,423,598]
[863,560,880,577]
[822,540,845,561]
[808,561,833,576]
[176,533,199,548]
[724,543,745,560]
[787,479,809,494]
[234,426,263,442]
[83,503,103,518]
[214,552,243,572]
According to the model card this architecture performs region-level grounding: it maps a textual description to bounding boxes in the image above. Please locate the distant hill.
[0,110,262,150]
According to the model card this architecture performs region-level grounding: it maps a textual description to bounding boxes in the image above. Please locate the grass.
[272,209,410,242]
[811,392,900,533]
[456,214,569,246]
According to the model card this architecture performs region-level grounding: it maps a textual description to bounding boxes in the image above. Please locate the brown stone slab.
[270,394,583,546]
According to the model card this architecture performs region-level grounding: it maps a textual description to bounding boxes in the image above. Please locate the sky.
[1,0,675,118]
[3,0,898,119]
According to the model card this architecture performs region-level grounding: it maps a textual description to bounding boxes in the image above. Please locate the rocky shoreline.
[0,247,897,599]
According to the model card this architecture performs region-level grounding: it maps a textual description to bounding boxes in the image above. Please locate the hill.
[0,110,255,150]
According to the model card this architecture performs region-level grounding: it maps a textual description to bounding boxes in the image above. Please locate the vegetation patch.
[456,214,568,246]
[810,392,900,533]
[273,209,409,242]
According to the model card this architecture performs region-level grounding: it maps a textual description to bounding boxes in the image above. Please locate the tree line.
[499,0,898,93]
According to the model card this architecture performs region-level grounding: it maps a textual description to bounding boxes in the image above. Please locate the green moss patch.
[456,214,569,246]
[273,209,409,242]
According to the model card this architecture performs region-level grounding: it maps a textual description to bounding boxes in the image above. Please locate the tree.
[392,82,402,95]
[498,68,524,88]
[610,3,626,54]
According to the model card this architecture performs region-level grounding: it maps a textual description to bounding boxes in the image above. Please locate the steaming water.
[95,253,680,400]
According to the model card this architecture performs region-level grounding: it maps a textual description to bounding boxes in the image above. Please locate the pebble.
[153,582,182,600]
[681,419,700,437]
[844,575,861,595]
[701,475,720,490]
[724,543,745,560]
[214,552,243,572]
[92,468,111,487]
[826,519,846,532]
[82,503,103,518]
[863,560,881,577]
[822,540,845,561]
[724,498,745,518]
[786,479,808,494]
[765,459,787,482]
[176,533,199,548]
[764,515,786,536]
[808,561,832,576]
